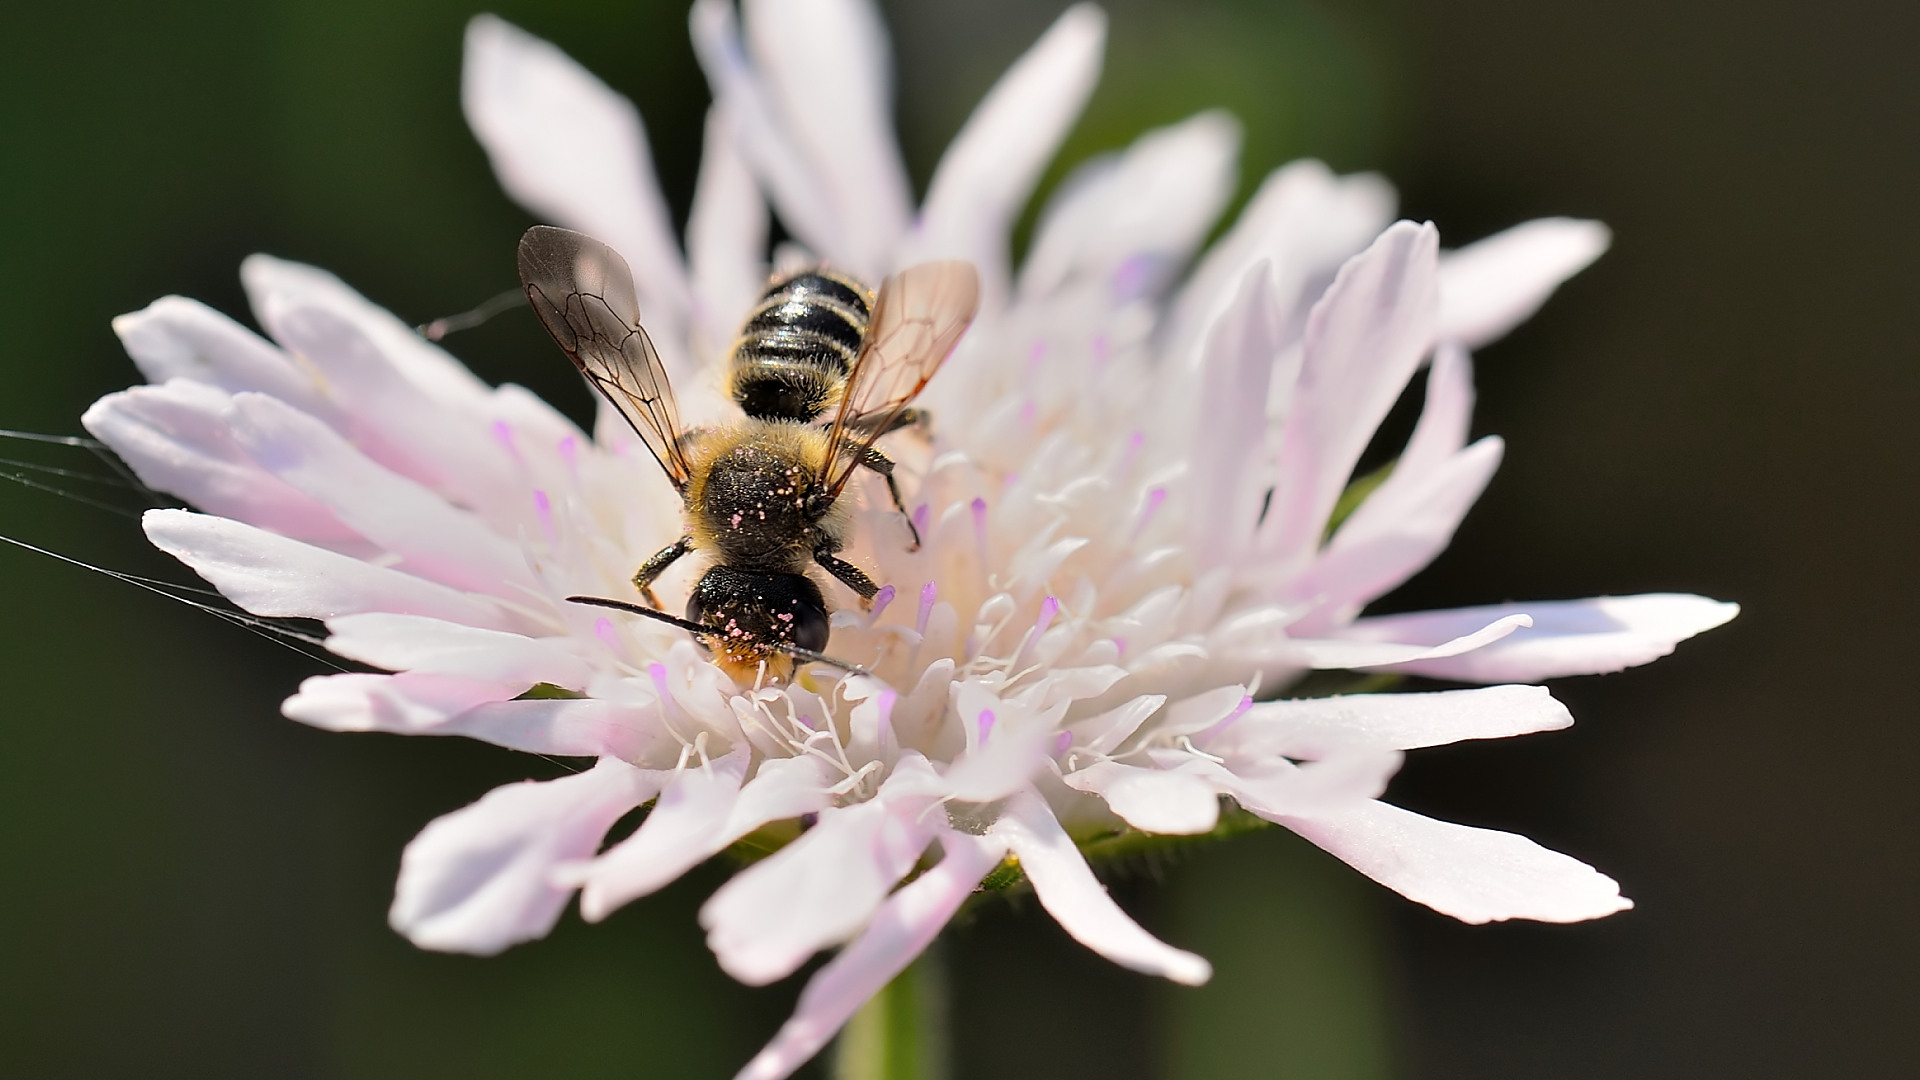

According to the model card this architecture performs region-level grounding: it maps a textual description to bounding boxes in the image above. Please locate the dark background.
[1,0,1913,1076]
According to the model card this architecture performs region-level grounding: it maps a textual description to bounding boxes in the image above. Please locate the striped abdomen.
[727,269,874,423]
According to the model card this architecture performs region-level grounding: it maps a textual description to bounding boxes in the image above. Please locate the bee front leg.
[814,547,880,610]
[856,445,921,551]
[633,537,693,609]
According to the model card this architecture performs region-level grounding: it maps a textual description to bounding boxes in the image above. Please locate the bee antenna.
[564,595,872,677]
[566,595,709,634]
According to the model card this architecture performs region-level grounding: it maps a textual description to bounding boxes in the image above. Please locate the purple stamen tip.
[533,489,555,540]
[1052,731,1072,756]
[594,617,619,651]
[557,435,579,471]
[912,502,931,536]
[916,580,938,634]
[977,709,996,744]
[870,584,896,621]
[1033,596,1059,639]
[1020,399,1037,426]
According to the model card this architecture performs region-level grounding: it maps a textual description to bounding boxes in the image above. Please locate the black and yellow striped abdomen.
[726,269,874,423]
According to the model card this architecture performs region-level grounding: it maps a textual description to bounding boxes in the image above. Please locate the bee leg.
[856,445,921,551]
[814,548,880,610]
[633,537,693,609]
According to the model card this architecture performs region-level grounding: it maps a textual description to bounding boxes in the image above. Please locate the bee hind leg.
[813,548,880,610]
[856,446,921,551]
[633,537,693,609]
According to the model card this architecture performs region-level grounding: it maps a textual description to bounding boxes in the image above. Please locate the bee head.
[685,567,831,682]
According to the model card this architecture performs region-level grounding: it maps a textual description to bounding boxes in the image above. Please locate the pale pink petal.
[1064,694,1165,756]
[1284,436,1503,630]
[1018,112,1240,300]
[389,758,658,954]
[1063,761,1220,835]
[941,714,1056,803]
[240,255,490,409]
[1176,741,1401,818]
[701,756,945,985]
[1218,684,1573,758]
[1186,261,1283,567]
[572,748,748,920]
[687,103,769,362]
[1347,594,1740,682]
[1170,160,1396,365]
[111,296,325,410]
[323,613,593,688]
[225,393,532,598]
[248,304,520,519]
[282,671,654,759]
[141,509,515,629]
[86,385,363,549]
[690,0,839,259]
[574,752,838,921]
[735,831,1007,1080]
[1438,218,1609,349]
[991,790,1211,984]
[1224,612,1532,670]
[1277,800,1632,923]
[741,0,911,280]
[906,3,1105,303]
[1257,221,1440,575]
[462,15,691,339]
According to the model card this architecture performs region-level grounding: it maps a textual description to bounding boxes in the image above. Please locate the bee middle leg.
[633,537,693,608]
[855,446,923,550]
[814,547,880,609]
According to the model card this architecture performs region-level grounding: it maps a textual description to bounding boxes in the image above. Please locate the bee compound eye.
[789,602,830,654]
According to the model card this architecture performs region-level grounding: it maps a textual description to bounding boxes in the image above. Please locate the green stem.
[831,942,949,1080]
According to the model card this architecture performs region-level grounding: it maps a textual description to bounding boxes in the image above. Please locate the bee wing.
[819,260,980,497]
[517,225,693,493]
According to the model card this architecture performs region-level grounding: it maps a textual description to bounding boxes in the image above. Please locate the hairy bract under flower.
[85,3,1736,1077]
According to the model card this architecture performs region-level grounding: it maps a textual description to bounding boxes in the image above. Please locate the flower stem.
[831,942,949,1080]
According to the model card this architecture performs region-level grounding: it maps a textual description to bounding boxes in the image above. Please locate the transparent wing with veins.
[819,260,981,497]
[517,225,693,493]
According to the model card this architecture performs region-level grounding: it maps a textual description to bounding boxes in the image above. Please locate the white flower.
[85,3,1736,1077]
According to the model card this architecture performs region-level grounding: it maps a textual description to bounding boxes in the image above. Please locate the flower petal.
[576,752,836,921]
[907,3,1105,304]
[112,296,325,410]
[463,15,691,340]
[1186,261,1284,567]
[1284,435,1503,629]
[1257,220,1440,575]
[1226,611,1532,670]
[1347,594,1739,682]
[1276,800,1632,923]
[1063,761,1221,835]
[991,790,1211,984]
[690,0,840,262]
[1437,217,1609,349]
[1170,159,1396,366]
[735,831,1007,1080]
[323,613,592,688]
[225,393,533,598]
[240,254,490,409]
[741,0,911,279]
[1019,111,1240,300]
[141,508,515,628]
[389,758,658,954]
[701,755,945,985]
[282,671,657,759]
[687,103,770,363]
[1221,684,1573,758]
[87,385,363,549]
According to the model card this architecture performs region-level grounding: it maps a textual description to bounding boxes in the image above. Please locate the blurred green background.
[1,0,1914,1076]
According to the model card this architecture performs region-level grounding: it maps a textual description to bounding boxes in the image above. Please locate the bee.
[516,226,979,682]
